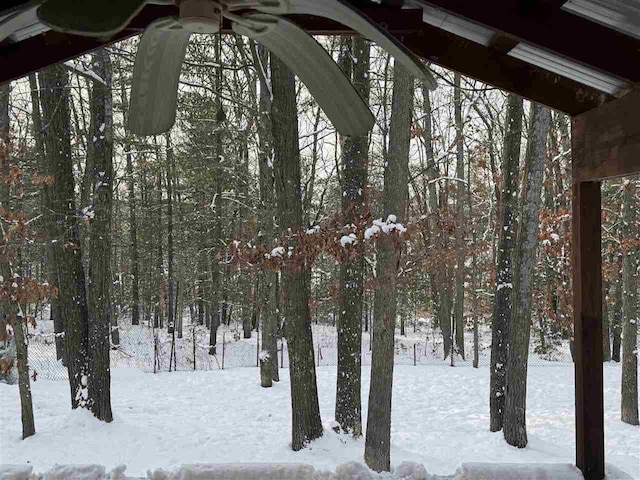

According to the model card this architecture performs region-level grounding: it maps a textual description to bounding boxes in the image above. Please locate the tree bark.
[28,74,65,362]
[117,74,141,327]
[1,82,36,439]
[453,73,465,360]
[504,103,551,447]
[335,36,370,438]
[39,64,92,411]
[271,54,323,450]
[166,133,176,336]
[611,258,622,363]
[620,181,639,425]
[252,42,279,382]
[489,93,523,432]
[86,49,114,421]
[365,62,413,472]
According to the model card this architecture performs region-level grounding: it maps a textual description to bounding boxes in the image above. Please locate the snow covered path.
[1,365,638,478]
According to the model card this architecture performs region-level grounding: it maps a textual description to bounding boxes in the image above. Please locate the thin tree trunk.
[620,181,639,425]
[119,73,141,327]
[252,41,279,381]
[39,64,92,412]
[365,62,413,472]
[335,36,370,438]
[453,73,465,360]
[612,258,623,362]
[504,103,551,447]
[28,74,65,362]
[86,49,114,421]
[271,54,322,450]
[489,93,523,432]
[1,83,36,439]
[166,133,176,335]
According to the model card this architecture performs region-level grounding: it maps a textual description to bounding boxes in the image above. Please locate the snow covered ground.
[1,364,638,478]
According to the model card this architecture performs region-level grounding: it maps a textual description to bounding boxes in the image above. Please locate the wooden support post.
[572,179,605,480]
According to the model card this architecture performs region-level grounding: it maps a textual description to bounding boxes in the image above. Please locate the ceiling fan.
[36,0,437,137]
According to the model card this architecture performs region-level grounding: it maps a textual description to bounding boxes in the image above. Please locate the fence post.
[193,325,196,371]
[413,343,416,366]
[280,342,284,368]
[222,332,225,370]
[256,331,260,367]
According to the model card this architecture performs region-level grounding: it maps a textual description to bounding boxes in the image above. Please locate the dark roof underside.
[0,0,638,116]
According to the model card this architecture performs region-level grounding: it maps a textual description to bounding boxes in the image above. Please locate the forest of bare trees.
[1,31,638,471]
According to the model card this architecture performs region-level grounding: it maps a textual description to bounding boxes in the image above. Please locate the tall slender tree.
[620,180,639,426]
[365,62,413,472]
[117,68,141,327]
[253,42,279,382]
[86,49,114,421]
[489,93,523,432]
[28,73,64,361]
[504,103,551,447]
[1,82,36,439]
[271,55,323,450]
[453,73,466,359]
[335,36,370,437]
[39,64,92,411]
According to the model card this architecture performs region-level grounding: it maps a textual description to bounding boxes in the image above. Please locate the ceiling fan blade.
[234,14,375,137]
[129,19,191,136]
[255,0,437,90]
[37,0,147,37]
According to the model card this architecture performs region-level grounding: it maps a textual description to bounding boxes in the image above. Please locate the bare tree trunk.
[86,49,114,421]
[421,83,452,358]
[602,282,611,362]
[365,62,413,472]
[620,181,639,425]
[166,133,175,336]
[271,55,322,450]
[335,36,370,438]
[504,103,551,447]
[612,259,623,362]
[28,74,65,362]
[39,64,92,412]
[489,93,523,432]
[118,74,141,327]
[1,83,35,439]
[453,73,465,360]
[252,42,279,382]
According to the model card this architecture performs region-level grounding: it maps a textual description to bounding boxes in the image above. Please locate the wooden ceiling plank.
[417,0,640,83]
[401,25,612,115]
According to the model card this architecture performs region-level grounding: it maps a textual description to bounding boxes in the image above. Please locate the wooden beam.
[401,26,612,115]
[571,179,605,480]
[572,90,640,182]
[416,0,640,83]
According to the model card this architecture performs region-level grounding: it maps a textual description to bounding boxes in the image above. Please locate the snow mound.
[395,462,429,480]
[43,464,107,480]
[454,463,582,480]
[1,463,434,480]
[0,465,34,480]
[148,463,317,480]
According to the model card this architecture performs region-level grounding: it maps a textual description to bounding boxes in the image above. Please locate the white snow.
[270,247,285,258]
[364,225,380,241]
[341,234,357,248]
[1,365,637,478]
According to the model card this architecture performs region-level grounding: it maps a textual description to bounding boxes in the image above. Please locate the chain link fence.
[21,319,575,381]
